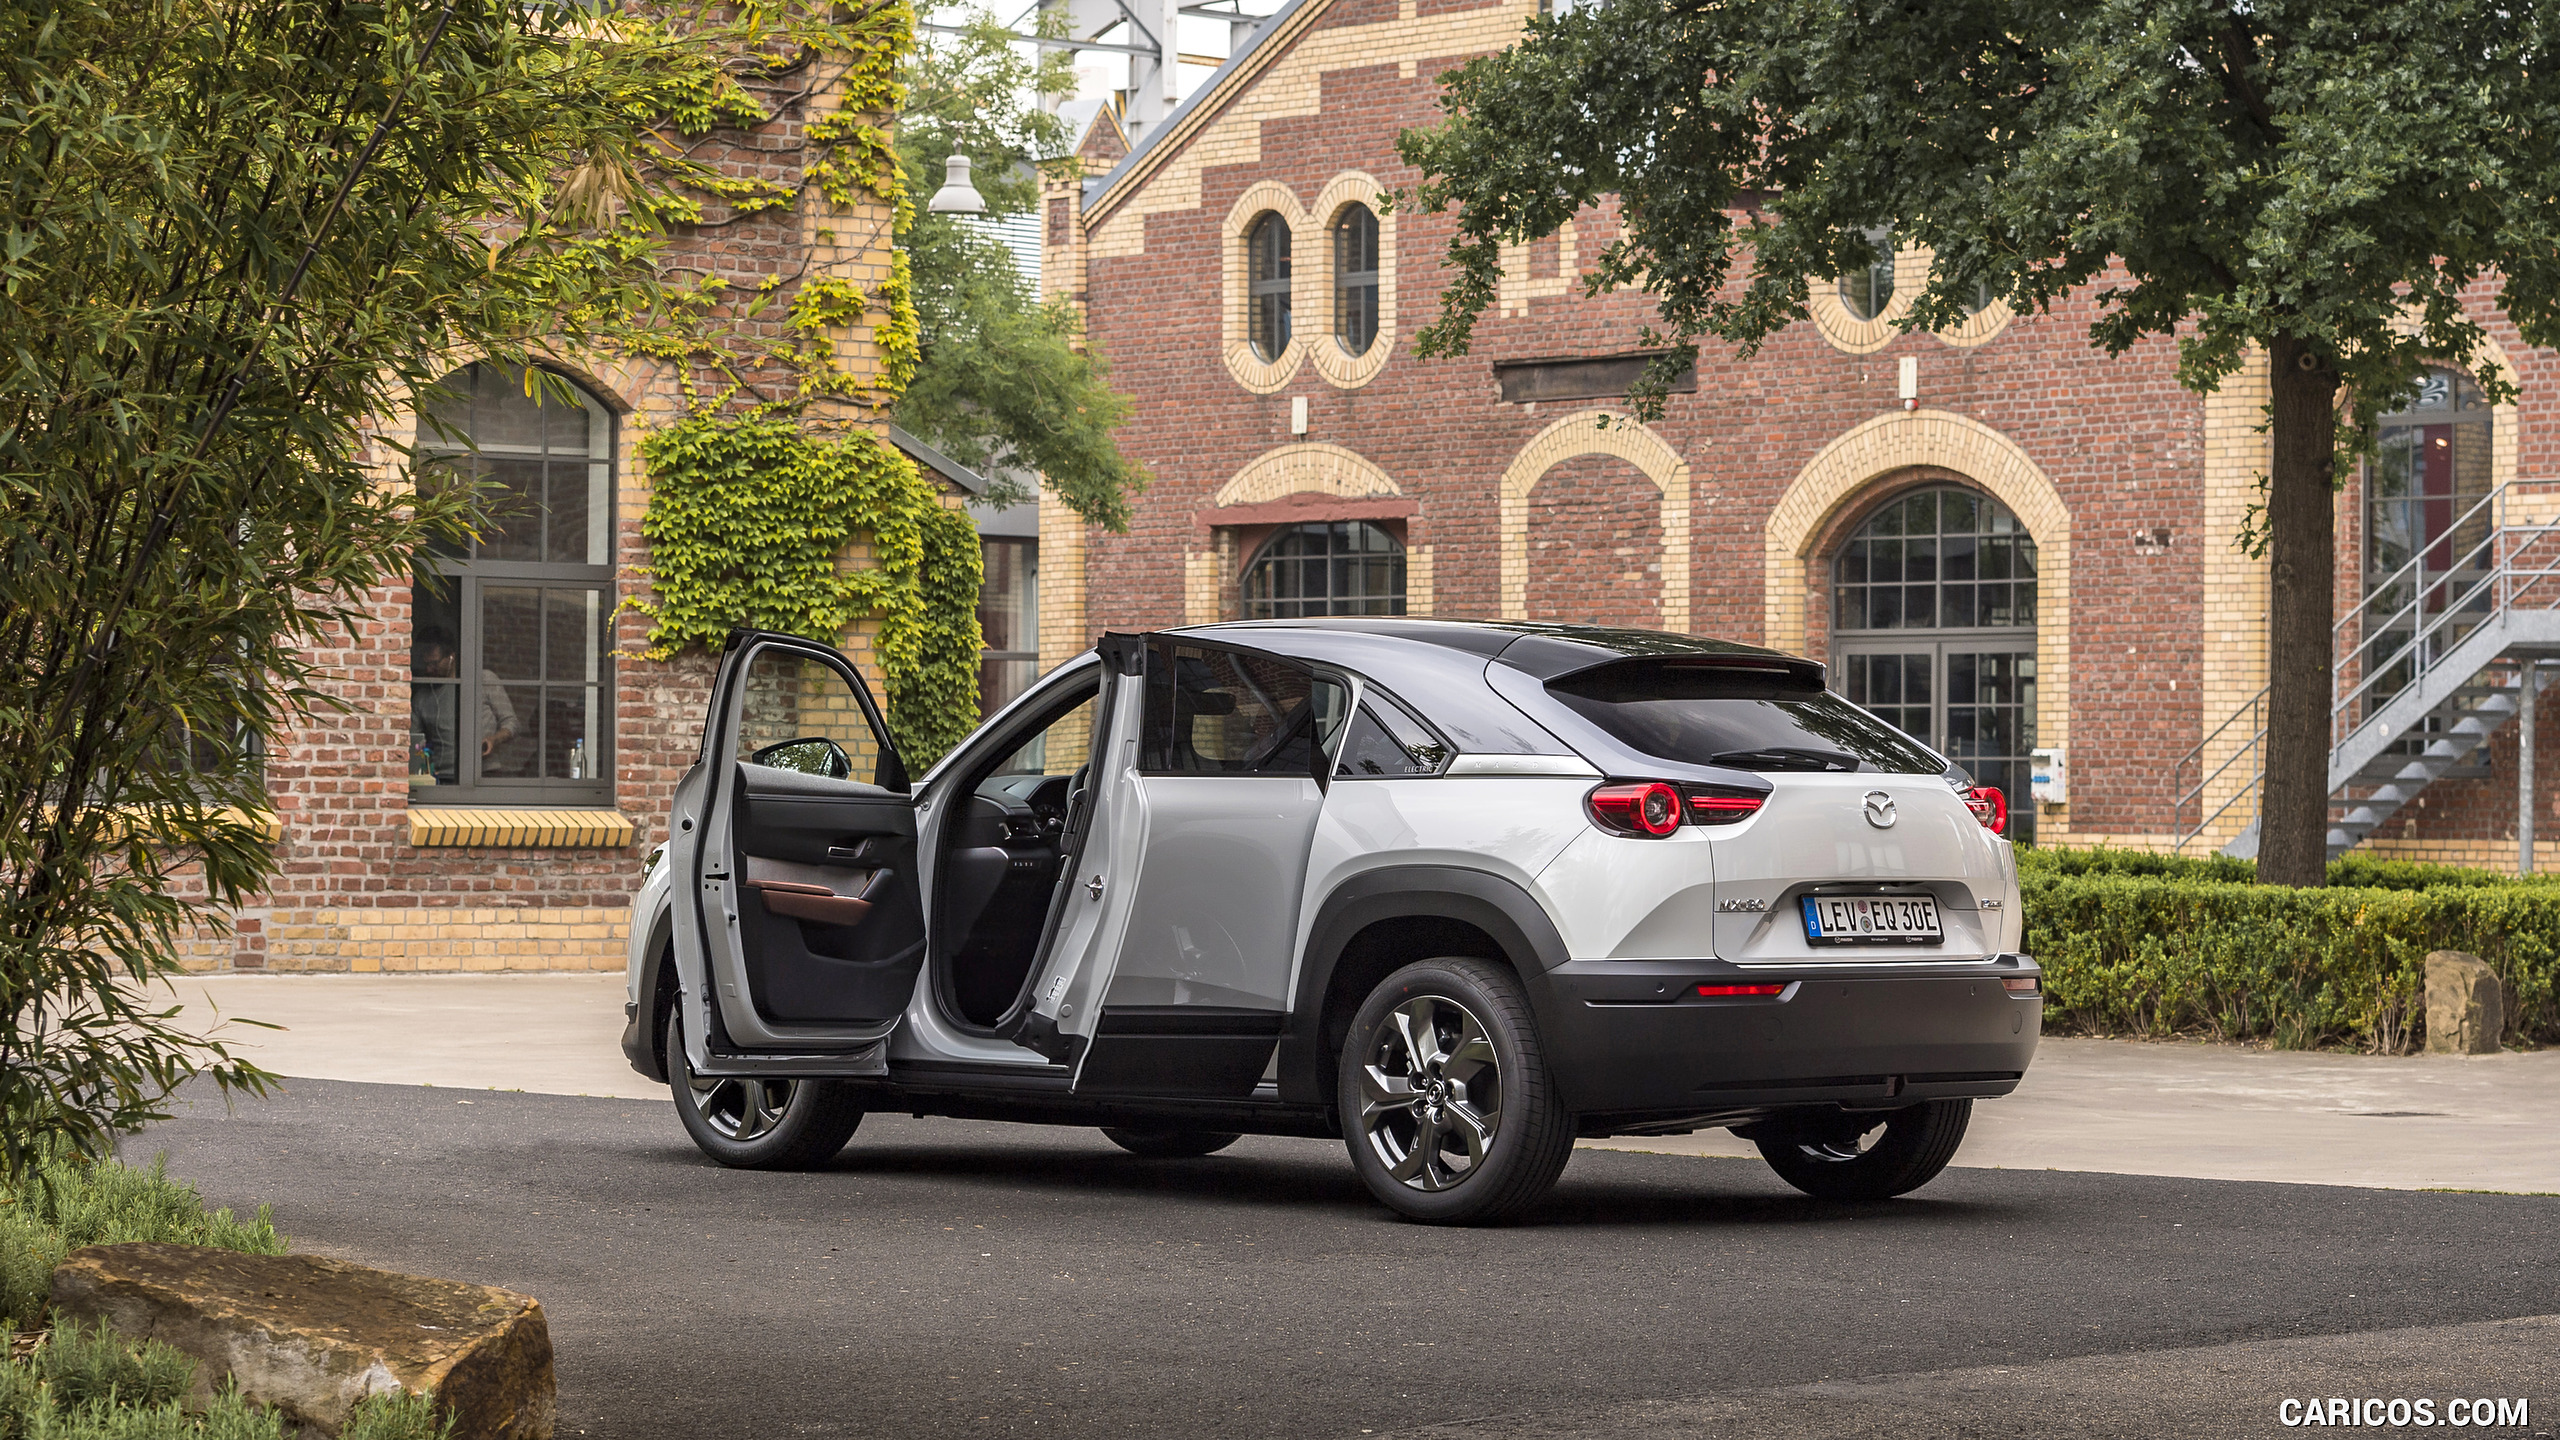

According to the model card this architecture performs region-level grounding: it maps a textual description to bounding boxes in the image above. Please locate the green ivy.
[634,417,983,765]
[617,0,982,764]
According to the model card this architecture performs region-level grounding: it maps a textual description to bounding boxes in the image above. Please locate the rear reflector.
[1697,983,1786,998]
[1965,785,2010,835]
[2001,976,2040,993]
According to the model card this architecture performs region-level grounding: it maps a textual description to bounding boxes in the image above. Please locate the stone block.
[2424,950,2505,1055]
[51,1242,554,1439]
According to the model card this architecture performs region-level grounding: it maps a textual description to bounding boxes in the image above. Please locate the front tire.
[1099,1128,1242,1158]
[668,1009,865,1170]
[1752,1099,1972,1200]
[1337,958,1575,1225]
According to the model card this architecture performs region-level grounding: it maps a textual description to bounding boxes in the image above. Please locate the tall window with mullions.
[1831,486,2038,840]
[409,365,614,805]
[1332,204,1379,356]
[1241,521,1405,618]
[1247,212,1292,360]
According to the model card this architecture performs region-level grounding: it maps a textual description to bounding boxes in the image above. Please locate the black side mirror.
[750,736,854,780]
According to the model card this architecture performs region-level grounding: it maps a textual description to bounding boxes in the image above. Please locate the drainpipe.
[2523,661,2538,875]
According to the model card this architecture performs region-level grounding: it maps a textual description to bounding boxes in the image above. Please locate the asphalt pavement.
[139,1076,2560,1440]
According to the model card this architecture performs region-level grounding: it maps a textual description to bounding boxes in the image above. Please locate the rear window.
[1546,661,1943,774]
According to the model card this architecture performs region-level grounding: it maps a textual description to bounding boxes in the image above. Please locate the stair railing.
[2170,686,2265,853]
[2171,481,2560,856]
[2332,482,2560,752]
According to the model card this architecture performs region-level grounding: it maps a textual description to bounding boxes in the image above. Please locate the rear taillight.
[1965,785,2009,835]
[1587,782,1771,836]
[1697,983,1786,998]
[2002,976,2040,993]
[1686,791,1765,825]
[1589,781,1682,836]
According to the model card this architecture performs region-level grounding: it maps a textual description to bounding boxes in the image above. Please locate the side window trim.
[1330,681,1454,780]
[721,633,910,795]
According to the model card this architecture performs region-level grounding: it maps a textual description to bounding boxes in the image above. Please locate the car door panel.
[676,632,922,1059]
[1060,638,1337,1099]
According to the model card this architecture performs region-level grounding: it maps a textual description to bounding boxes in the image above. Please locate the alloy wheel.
[1358,995,1502,1192]
[688,1074,798,1142]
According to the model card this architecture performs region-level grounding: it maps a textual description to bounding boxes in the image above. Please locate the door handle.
[827,846,862,860]
[1085,874,1104,901]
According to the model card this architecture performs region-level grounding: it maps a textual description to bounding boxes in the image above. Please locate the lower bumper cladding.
[1541,953,2042,1116]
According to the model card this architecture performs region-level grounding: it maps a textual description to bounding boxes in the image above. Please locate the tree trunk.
[2258,335,2342,887]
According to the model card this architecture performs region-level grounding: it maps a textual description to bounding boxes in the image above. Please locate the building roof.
[1082,0,1319,216]
[888,424,987,495]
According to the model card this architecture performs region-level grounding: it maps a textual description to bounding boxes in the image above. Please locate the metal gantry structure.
[921,0,1284,142]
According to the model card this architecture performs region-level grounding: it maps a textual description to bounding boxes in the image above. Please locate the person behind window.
[411,626,519,781]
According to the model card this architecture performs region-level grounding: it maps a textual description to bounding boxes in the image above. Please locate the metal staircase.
[2173,482,2560,859]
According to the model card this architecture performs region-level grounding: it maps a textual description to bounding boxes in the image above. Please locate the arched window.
[410,364,614,804]
[1831,485,2037,838]
[1241,521,1404,618]
[1248,212,1292,360]
[1332,204,1379,356]
[1838,226,1895,321]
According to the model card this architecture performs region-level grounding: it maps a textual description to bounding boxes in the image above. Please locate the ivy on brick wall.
[637,417,984,764]
[617,0,983,765]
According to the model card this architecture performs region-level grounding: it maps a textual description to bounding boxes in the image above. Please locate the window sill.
[407,806,636,849]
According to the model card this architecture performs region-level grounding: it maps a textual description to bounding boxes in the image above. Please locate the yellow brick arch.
[1764,408,2072,771]
[1212,442,1403,508]
[1498,410,1690,633]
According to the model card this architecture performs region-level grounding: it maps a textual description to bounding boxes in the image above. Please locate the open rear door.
[672,632,923,1075]
[1009,635,1148,1063]
[1012,634,1339,1098]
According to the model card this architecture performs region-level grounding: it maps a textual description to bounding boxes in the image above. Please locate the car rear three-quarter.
[1475,630,2040,1194]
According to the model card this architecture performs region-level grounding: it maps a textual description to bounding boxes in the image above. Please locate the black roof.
[1194,618,1814,679]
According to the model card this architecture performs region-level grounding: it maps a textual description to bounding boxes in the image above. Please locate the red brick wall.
[1523,453,1662,629]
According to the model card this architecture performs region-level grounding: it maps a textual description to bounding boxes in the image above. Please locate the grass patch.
[0,1159,442,1439]
[0,1322,449,1439]
[0,1157,282,1332]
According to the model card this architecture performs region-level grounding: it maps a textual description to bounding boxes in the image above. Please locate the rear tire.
[1752,1099,1971,1200]
[1338,958,1575,1225]
[668,1009,865,1170]
[1099,1128,1242,1158]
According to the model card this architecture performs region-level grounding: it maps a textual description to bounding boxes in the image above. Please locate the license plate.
[1801,893,1942,945]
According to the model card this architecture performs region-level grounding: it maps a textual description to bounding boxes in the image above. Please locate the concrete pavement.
[163,972,2560,1192]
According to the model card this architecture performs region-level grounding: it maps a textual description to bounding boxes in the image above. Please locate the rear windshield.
[1546,662,1944,774]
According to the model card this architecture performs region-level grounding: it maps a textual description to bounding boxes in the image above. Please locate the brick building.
[1036,0,2560,866]
[187,45,962,975]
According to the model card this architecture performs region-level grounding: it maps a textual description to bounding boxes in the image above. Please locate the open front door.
[673,632,923,1073]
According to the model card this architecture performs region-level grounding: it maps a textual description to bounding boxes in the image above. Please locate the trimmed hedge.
[2021,847,2560,1051]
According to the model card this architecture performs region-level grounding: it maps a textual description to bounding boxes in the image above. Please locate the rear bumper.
[1540,954,2042,1123]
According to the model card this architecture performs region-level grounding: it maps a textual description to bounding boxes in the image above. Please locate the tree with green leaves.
[1400,0,2560,886]
[0,0,885,1170]
[893,14,1149,530]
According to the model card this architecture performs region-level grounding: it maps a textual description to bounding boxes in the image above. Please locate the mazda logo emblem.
[1862,790,1897,829]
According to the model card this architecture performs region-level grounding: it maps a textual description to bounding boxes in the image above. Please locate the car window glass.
[987,689,1099,779]
[1335,697,1450,778]
[1546,660,1942,774]
[735,649,891,785]
[1141,643,1337,775]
